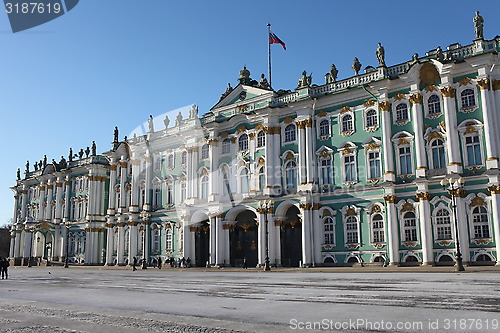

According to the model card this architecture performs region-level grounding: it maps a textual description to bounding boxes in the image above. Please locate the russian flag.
[269,31,286,50]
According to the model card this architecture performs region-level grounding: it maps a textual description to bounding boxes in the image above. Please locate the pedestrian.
[181,257,186,268]
[186,257,191,268]
[177,257,182,268]
[132,257,137,271]
[243,257,247,269]
[157,257,162,269]
[0,258,5,279]
[3,258,9,279]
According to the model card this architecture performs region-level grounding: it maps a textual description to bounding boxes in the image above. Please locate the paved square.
[0,267,499,332]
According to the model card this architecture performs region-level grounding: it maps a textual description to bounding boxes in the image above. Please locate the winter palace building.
[9,25,500,268]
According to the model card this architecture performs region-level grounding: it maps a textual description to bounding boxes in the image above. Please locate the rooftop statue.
[297,70,312,89]
[69,148,73,162]
[259,74,270,89]
[176,111,183,126]
[91,141,97,156]
[113,126,119,143]
[409,53,419,66]
[352,58,361,76]
[17,168,20,180]
[148,115,155,133]
[435,46,445,62]
[189,104,198,119]
[59,156,67,169]
[474,11,484,40]
[43,155,47,168]
[85,147,90,158]
[25,160,29,173]
[325,64,338,83]
[78,149,84,159]
[34,162,38,171]
[219,83,233,101]
[376,43,386,67]
[163,115,170,129]
[238,65,251,85]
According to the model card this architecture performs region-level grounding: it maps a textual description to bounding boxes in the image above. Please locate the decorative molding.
[477,78,491,90]
[340,106,351,114]
[393,93,406,101]
[425,85,438,92]
[364,99,376,107]
[488,185,500,194]
[220,131,229,139]
[317,110,327,117]
[283,116,294,124]
[378,102,391,112]
[299,203,312,211]
[440,87,456,98]
[409,94,423,104]
[416,192,431,201]
[383,195,397,204]
[469,196,486,207]
[458,77,473,86]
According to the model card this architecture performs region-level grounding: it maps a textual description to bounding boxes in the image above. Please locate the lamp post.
[259,200,273,271]
[64,223,70,268]
[440,177,466,272]
[140,211,151,269]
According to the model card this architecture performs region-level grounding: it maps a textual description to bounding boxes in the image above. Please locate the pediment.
[211,84,273,111]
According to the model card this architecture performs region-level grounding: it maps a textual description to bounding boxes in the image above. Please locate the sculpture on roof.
[34,162,38,171]
[352,58,361,76]
[148,115,155,133]
[325,64,338,83]
[69,148,73,162]
[59,156,67,169]
[376,43,386,67]
[219,83,233,101]
[78,149,84,159]
[113,126,119,143]
[17,168,20,180]
[258,74,270,89]
[163,115,170,129]
[297,70,312,89]
[474,11,484,40]
[85,147,90,158]
[189,105,198,119]
[409,53,419,66]
[176,112,183,126]
[435,46,445,62]
[43,155,47,168]
[25,160,29,173]
[91,141,97,156]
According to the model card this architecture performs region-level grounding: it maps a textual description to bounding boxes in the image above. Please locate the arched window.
[257,166,265,191]
[431,139,446,169]
[166,183,173,205]
[221,166,231,196]
[180,181,186,202]
[465,133,482,166]
[461,88,475,108]
[200,175,209,199]
[428,95,441,115]
[320,157,333,185]
[395,103,409,121]
[240,168,249,193]
[285,160,297,190]
[324,216,335,245]
[181,151,187,165]
[201,144,209,159]
[284,124,296,142]
[154,156,162,171]
[403,212,417,241]
[139,184,146,209]
[472,206,490,238]
[222,138,231,154]
[152,228,160,251]
[341,114,353,133]
[167,154,174,168]
[435,209,451,240]
[346,216,358,244]
[365,109,378,128]
[372,214,385,243]
[257,131,265,148]
[238,134,249,151]
[319,119,330,137]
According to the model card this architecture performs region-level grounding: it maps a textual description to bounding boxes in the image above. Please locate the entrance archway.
[280,206,302,267]
[193,219,209,267]
[229,210,258,267]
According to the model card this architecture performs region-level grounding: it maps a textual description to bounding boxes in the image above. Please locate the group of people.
[132,256,191,271]
[0,257,9,279]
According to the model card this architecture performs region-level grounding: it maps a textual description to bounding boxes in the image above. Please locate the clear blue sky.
[0,0,499,226]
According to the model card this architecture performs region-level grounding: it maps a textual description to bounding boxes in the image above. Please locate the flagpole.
[267,23,272,89]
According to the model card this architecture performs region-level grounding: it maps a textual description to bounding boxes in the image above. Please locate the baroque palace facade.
[9,28,500,268]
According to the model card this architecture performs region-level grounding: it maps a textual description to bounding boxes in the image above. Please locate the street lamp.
[140,211,151,269]
[440,177,466,272]
[259,200,273,271]
[64,223,70,268]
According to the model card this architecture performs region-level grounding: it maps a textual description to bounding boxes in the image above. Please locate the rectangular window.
[320,159,332,185]
[344,155,355,182]
[466,135,482,166]
[368,152,381,179]
[399,146,412,174]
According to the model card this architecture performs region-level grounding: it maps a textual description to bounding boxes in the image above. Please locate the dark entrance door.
[230,210,258,267]
[280,206,302,267]
[194,220,209,267]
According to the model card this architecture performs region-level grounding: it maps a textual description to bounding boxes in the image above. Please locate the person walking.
[157,257,162,270]
[186,257,191,268]
[242,257,248,269]
[1,258,9,279]
[132,257,137,271]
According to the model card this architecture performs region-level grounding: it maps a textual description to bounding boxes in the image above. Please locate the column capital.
[488,185,500,194]
[440,86,456,98]
[477,78,491,90]
[416,192,431,201]
[383,195,397,204]
[409,93,423,104]
[378,101,391,111]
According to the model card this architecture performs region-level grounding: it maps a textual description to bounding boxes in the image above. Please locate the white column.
[305,119,316,185]
[312,205,322,266]
[297,121,307,186]
[384,193,400,265]
[45,180,54,220]
[493,80,500,160]
[416,187,433,265]
[455,194,470,263]
[108,163,117,215]
[215,214,223,266]
[130,160,140,213]
[37,183,46,221]
[489,186,500,265]
[208,140,219,201]
[119,160,127,211]
[478,80,499,169]
[410,93,427,177]
[264,126,274,196]
[23,230,33,259]
[84,228,91,264]
[128,223,138,264]
[379,102,395,182]
[441,86,462,174]
[209,216,216,265]
[300,204,312,266]
[273,127,282,195]
[117,222,125,265]
[60,226,68,260]
[257,211,265,266]
[144,222,150,264]
[21,186,28,220]
[54,179,63,222]
[53,225,61,261]
[63,178,71,220]
[105,219,114,265]
[9,231,15,258]
[144,155,153,211]
[14,230,22,258]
